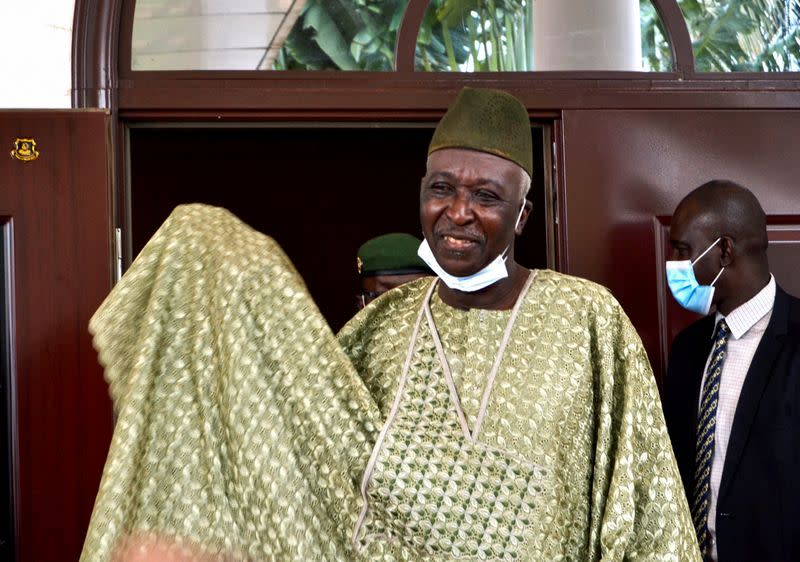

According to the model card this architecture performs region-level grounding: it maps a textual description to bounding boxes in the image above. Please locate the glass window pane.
[681,0,800,71]
[274,0,407,70]
[131,0,407,71]
[415,0,673,72]
[132,0,307,70]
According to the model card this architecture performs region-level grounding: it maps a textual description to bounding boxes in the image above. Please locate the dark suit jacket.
[663,285,800,562]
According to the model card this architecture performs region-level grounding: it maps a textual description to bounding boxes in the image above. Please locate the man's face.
[420,148,528,277]
[669,201,722,286]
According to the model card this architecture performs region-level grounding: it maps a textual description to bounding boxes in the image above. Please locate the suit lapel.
[718,288,789,502]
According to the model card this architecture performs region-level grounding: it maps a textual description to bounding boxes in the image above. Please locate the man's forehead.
[672,203,716,241]
[425,148,524,179]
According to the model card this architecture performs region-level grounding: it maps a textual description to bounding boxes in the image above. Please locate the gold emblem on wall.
[10,138,39,162]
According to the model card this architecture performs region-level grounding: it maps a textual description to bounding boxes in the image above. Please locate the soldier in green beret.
[356,233,432,310]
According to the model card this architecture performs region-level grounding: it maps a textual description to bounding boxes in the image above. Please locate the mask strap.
[710,266,725,287]
[513,199,526,230]
[503,199,527,262]
[691,237,722,266]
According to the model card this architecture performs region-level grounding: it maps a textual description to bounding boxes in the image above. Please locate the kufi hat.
[428,87,532,178]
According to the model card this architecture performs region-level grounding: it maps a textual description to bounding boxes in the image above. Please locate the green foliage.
[688,0,800,71]
[275,0,405,71]
[275,0,530,71]
[276,0,800,73]
[642,0,800,71]
[417,0,532,71]
[641,1,674,71]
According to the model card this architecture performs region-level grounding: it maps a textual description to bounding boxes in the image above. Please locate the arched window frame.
[73,0,800,114]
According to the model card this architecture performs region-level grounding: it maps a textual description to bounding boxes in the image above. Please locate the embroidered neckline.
[424,270,536,442]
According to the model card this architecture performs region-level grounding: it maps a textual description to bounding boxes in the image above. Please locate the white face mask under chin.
[416,201,526,293]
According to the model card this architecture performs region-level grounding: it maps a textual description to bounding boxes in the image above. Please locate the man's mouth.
[441,234,478,251]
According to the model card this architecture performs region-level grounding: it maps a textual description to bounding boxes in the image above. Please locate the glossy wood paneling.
[0,220,13,560]
[561,110,800,384]
[0,111,114,562]
[766,222,800,297]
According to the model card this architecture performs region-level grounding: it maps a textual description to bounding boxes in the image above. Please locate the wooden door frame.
[0,218,18,561]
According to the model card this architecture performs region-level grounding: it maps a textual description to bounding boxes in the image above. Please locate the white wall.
[0,1,75,108]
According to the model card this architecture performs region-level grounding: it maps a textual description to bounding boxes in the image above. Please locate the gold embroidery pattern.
[359,324,548,559]
[340,272,701,561]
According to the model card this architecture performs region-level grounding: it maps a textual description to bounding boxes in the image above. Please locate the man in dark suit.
[663,179,800,562]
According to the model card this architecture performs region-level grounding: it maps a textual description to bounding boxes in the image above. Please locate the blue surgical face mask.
[665,237,725,315]
[417,200,527,293]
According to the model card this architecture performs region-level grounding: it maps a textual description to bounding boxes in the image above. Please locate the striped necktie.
[691,318,730,559]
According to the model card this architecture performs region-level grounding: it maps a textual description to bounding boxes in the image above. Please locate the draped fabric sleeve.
[585,290,701,561]
[82,204,382,562]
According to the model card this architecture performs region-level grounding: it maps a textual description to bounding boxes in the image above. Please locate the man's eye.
[474,190,499,202]
[429,183,452,193]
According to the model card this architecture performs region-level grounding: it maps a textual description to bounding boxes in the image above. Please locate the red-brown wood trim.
[119,108,561,121]
[72,0,124,108]
[118,0,136,78]
[395,0,428,72]
[115,80,800,113]
[73,0,125,304]
[651,0,695,78]
[0,217,20,561]
[654,216,672,382]
[553,117,568,273]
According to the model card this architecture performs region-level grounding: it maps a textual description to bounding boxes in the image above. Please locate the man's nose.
[445,192,474,225]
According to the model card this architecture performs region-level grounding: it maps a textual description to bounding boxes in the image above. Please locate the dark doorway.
[129,124,551,332]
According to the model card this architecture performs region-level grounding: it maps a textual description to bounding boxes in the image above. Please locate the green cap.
[357,233,432,277]
[428,87,532,178]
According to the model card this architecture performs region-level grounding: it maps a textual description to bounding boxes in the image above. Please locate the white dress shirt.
[699,275,776,561]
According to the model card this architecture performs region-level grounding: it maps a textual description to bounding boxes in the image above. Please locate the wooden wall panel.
[767,223,800,297]
[0,111,114,561]
[561,110,800,385]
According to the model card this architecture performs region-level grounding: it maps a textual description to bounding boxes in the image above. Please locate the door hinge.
[552,140,559,225]
[113,227,123,284]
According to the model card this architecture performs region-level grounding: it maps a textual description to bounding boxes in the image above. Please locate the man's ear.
[720,236,735,267]
[514,199,534,235]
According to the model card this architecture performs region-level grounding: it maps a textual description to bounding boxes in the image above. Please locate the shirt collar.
[714,274,776,339]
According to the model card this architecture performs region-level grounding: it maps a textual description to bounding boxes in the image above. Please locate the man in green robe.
[81,88,699,561]
[339,87,698,560]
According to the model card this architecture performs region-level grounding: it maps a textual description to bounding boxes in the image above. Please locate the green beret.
[428,87,532,177]
[357,233,432,277]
